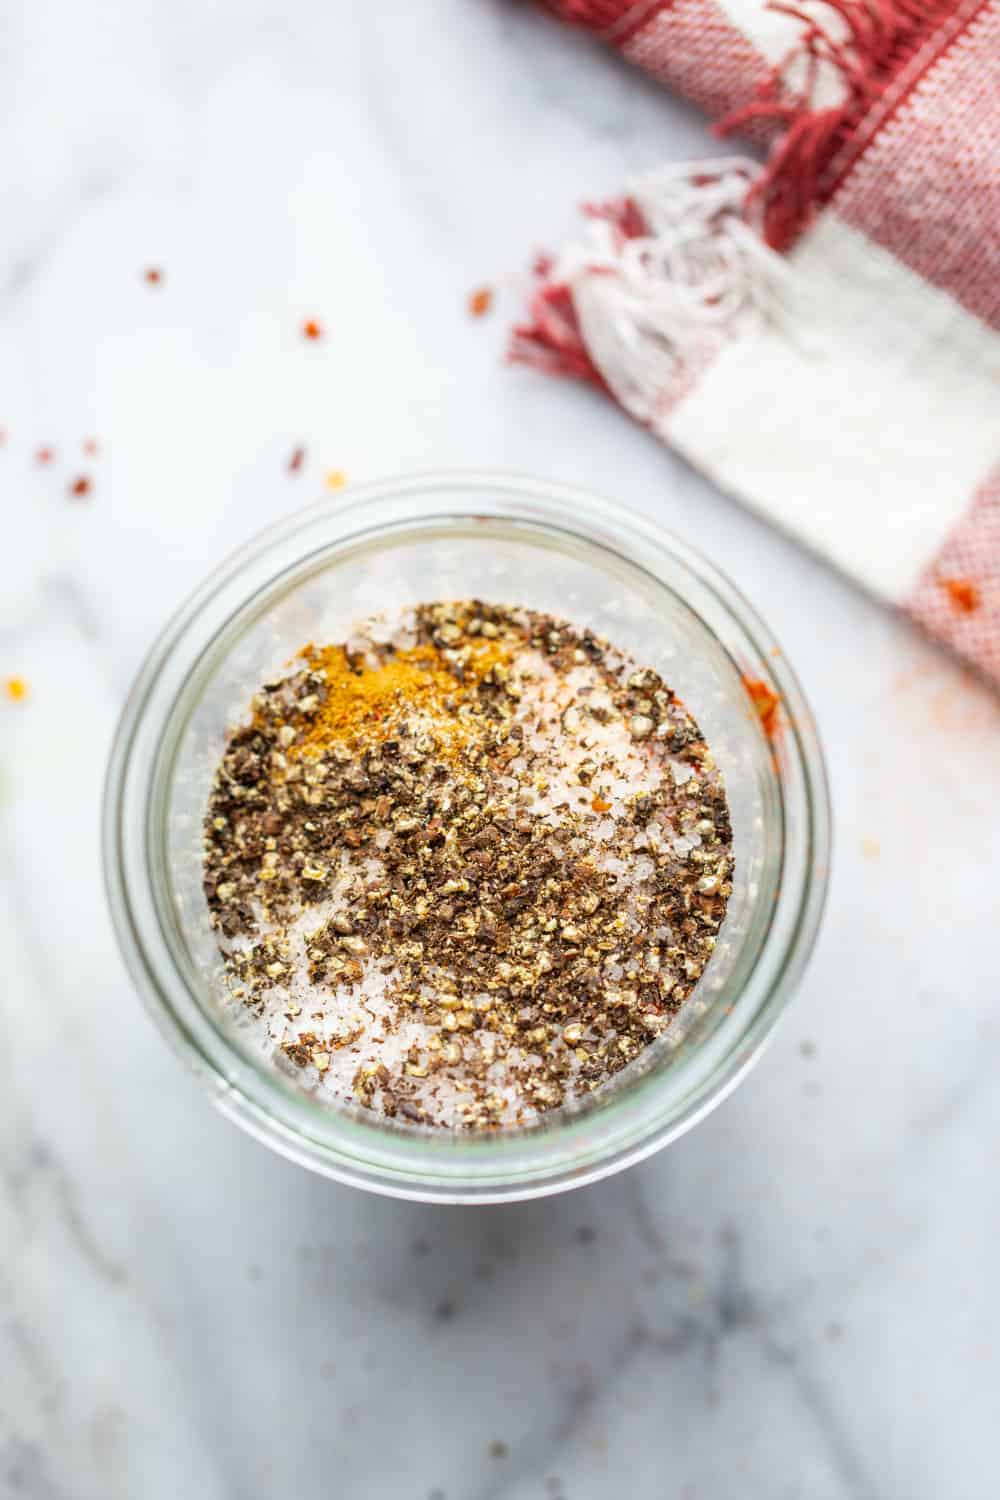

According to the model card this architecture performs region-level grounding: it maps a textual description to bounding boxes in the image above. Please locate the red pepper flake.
[532,252,554,279]
[144,267,164,286]
[69,475,92,499]
[83,437,99,457]
[35,446,55,465]
[940,576,980,614]
[302,319,323,341]
[744,677,780,739]
[288,445,306,474]
[4,676,28,703]
[591,794,612,814]
[468,286,493,318]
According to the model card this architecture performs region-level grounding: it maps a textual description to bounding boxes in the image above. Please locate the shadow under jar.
[104,472,830,1202]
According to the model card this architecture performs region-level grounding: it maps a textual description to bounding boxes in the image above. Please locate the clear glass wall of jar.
[103,473,830,1202]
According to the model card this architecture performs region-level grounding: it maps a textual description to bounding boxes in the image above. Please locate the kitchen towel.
[514,0,1000,685]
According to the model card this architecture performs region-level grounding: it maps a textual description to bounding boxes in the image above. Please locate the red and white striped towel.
[514,0,1000,686]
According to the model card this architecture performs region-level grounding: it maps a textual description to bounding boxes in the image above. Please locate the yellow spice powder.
[290,639,510,758]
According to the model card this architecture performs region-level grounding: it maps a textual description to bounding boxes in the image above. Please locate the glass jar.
[103,472,830,1202]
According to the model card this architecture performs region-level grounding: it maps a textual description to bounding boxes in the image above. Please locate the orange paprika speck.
[591,795,612,814]
[144,267,163,286]
[69,475,92,498]
[4,676,28,702]
[941,576,980,614]
[303,319,323,341]
[468,286,493,318]
[744,677,780,739]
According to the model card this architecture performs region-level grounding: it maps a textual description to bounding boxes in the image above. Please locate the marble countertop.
[3,3,998,1497]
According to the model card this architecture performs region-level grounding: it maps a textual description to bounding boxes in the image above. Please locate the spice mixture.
[202,602,733,1130]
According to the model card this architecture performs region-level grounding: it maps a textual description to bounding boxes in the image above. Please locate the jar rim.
[103,470,831,1202]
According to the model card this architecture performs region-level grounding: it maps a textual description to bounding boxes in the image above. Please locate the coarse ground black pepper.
[202,601,733,1130]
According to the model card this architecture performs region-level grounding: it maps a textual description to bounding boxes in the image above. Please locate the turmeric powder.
[290,639,510,759]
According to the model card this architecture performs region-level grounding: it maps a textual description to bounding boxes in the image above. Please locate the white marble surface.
[2,3,999,1497]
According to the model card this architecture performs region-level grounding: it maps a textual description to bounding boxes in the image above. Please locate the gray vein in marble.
[430,1180,875,1500]
[625,1166,669,1256]
[0,575,103,647]
[0,1433,69,1500]
[625,1180,880,1500]
[462,1320,654,1500]
[760,1334,881,1500]
[0,862,127,1294]
[3,1140,128,1289]
[907,1025,1000,1145]
[712,1231,879,1500]
[40,576,102,643]
[1,169,117,302]
[0,1304,66,1425]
